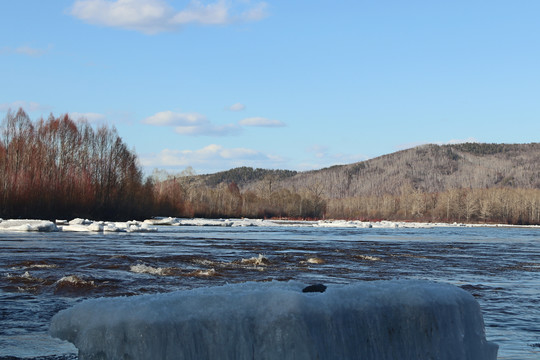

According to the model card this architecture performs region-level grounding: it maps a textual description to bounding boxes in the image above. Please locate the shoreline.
[0,217,538,232]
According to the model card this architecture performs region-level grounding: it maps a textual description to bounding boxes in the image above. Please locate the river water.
[0,223,539,359]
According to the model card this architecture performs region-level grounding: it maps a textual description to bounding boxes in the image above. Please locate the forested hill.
[197,167,298,187]
[4,109,539,223]
[196,143,540,198]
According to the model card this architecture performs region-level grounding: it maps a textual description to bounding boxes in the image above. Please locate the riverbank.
[0,217,538,232]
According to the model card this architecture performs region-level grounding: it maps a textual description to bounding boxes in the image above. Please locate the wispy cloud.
[395,137,479,151]
[143,110,207,126]
[174,123,241,136]
[140,143,283,172]
[171,0,229,25]
[443,137,478,145]
[300,144,368,170]
[394,141,429,151]
[144,109,286,136]
[238,1,267,21]
[0,101,51,112]
[306,144,328,159]
[69,112,107,123]
[0,45,52,57]
[227,103,245,111]
[143,110,241,136]
[238,117,285,127]
[70,0,269,34]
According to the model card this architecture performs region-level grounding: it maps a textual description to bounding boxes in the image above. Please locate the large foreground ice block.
[50,280,498,360]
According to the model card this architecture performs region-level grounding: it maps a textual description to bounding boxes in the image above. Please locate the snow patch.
[50,280,497,360]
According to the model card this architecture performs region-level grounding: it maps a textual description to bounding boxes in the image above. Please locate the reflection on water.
[0,226,539,359]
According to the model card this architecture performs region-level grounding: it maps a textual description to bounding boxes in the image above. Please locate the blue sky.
[1,1,539,175]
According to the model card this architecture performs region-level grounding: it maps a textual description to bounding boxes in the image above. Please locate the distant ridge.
[194,143,540,198]
[199,167,297,188]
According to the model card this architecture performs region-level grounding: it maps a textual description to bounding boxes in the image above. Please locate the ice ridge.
[50,280,498,360]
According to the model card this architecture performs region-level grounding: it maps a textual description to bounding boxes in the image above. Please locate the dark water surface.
[0,225,539,359]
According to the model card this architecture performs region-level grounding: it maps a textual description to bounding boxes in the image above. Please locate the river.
[0,223,539,359]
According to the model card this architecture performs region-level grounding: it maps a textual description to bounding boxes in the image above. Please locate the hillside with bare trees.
[179,143,540,224]
[237,143,540,198]
[3,109,539,224]
[190,142,540,199]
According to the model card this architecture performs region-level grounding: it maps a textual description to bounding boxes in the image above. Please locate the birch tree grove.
[0,109,148,220]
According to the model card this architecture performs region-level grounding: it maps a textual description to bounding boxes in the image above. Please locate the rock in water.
[302,284,327,293]
[50,280,498,360]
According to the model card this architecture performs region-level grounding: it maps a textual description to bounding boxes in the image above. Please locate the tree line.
[151,173,540,224]
[326,185,540,225]
[2,109,539,225]
[0,109,152,220]
[150,173,327,220]
[0,109,324,221]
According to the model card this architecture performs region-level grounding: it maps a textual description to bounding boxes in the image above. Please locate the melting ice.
[50,280,498,360]
[1,217,536,233]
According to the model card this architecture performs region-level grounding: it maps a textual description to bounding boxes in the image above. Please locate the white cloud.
[306,144,328,159]
[15,45,50,57]
[301,144,368,170]
[238,117,285,127]
[144,110,286,135]
[143,110,208,126]
[69,112,107,123]
[220,147,260,159]
[444,137,478,145]
[70,0,269,34]
[395,138,479,151]
[0,45,52,57]
[394,141,429,151]
[238,1,267,21]
[140,144,280,172]
[172,0,229,25]
[143,110,241,136]
[0,101,50,112]
[174,123,241,136]
[227,103,246,111]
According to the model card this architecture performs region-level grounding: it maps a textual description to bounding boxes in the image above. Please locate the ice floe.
[142,217,476,229]
[0,219,59,232]
[0,218,158,233]
[60,219,158,233]
[0,217,536,233]
[50,280,498,360]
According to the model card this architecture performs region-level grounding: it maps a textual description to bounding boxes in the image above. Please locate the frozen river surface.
[0,222,539,359]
